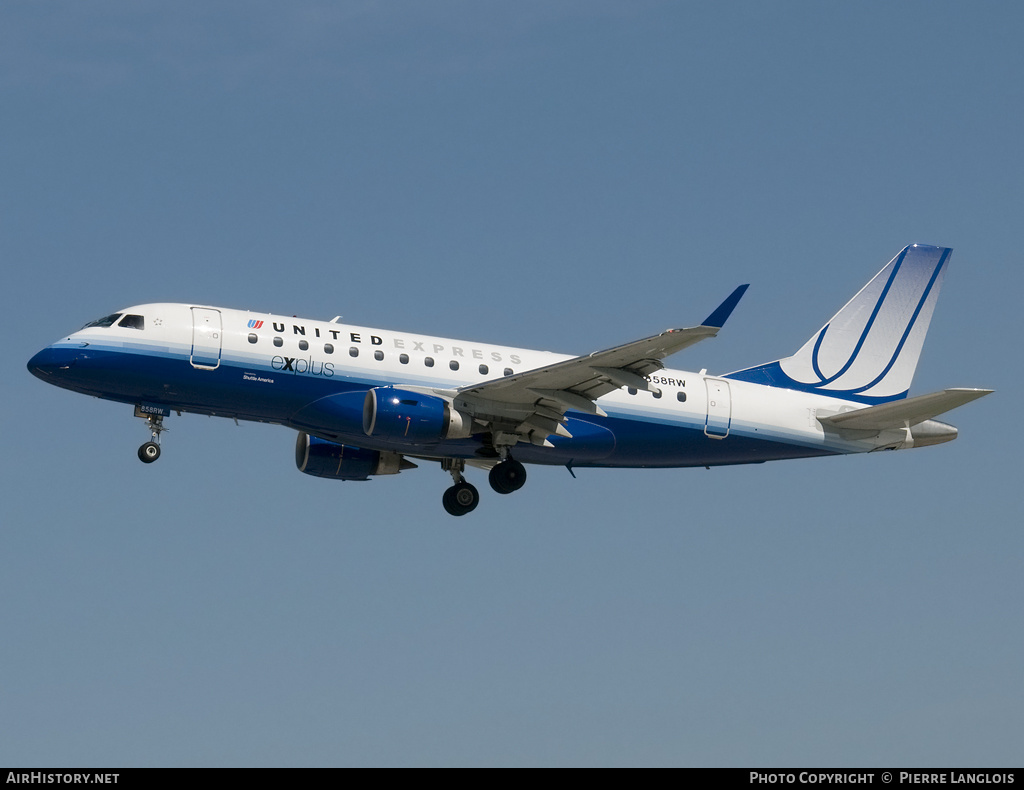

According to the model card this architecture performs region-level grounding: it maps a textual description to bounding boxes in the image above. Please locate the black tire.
[442,486,458,515]
[442,481,479,516]
[488,459,527,494]
[138,442,161,463]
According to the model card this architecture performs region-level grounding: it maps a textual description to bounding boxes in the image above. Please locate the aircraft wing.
[450,285,748,446]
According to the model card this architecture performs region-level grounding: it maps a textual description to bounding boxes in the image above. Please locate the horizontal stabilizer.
[818,388,992,431]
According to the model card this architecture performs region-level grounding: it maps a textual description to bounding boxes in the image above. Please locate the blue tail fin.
[725,244,951,404]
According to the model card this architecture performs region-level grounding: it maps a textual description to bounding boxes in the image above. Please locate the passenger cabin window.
[374,350,384,361]
[424,357,434,367]
[676,392,687,403]
[349,347,359,357]
[399,354,409,364]
[273,337,284,347]
[83,313,122,329]
[504,368,514,376]
[449,360,460,371]
[479,364,488,375]
[324,344,334,354]
[298,340,309,351]
[248,333,258,344]
[118,314,144,330]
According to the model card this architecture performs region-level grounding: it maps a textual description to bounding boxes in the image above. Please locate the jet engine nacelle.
[362,386,472,445]
[295,432,407,480]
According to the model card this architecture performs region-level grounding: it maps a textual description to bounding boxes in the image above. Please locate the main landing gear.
[440,454,528,516]
[135,408,168,464]
[441,459,479,517]
[443,481,480,517]
[488,458,527,495]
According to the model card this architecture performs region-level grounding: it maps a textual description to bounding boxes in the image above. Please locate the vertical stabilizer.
[725,245,950,404]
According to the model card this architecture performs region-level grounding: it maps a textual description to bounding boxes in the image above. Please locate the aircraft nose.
[27,346,80,380]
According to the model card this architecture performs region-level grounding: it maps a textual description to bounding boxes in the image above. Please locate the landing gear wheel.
[138,441,161,464]
[489,459,527,494]
[136,409,168,464]
[442,481,480,516]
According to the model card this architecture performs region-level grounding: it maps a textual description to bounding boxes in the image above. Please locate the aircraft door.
[704,377,732,439]
[190,307,222,370]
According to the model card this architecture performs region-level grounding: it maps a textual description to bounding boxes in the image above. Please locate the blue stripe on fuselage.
[30,341,839,468]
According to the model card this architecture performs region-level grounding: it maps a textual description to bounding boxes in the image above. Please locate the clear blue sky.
[2,1,1020,767]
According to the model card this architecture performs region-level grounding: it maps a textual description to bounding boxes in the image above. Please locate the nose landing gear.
[138,441,161,463]
[134,405,169,464]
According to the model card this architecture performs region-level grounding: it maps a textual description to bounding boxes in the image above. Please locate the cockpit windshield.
[83,313,122,329]
[118,314,144,330]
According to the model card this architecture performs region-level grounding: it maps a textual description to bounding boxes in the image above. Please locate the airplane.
[27,244,991,516]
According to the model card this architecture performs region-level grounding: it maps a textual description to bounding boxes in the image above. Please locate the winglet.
[702,284,749,328]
